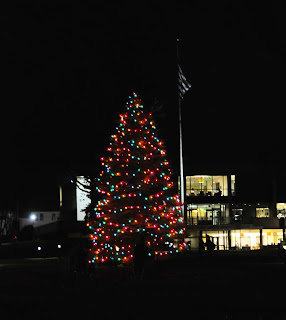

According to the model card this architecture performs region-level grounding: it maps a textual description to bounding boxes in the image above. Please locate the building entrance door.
[206,209,213,223]
[206,209,221,225]
[213,209,221,225]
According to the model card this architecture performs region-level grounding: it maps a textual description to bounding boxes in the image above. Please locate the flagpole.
[177,38,185,220]
[178,95,185,219]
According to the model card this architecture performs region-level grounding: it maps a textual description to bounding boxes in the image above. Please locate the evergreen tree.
[87,92,185,264]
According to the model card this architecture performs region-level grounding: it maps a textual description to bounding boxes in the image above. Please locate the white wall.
[76,176,90,221]
[19,211,60,230]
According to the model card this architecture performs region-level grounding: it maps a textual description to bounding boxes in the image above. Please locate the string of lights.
[87,92,186,264]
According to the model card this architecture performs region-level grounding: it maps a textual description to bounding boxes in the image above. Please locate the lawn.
[1,251,285,319]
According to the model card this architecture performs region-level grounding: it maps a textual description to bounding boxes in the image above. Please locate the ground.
[1,251,286,319]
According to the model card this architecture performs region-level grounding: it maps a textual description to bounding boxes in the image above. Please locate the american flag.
[178,64,191,102]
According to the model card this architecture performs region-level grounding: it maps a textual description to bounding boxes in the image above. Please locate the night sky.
[1,2,286,211]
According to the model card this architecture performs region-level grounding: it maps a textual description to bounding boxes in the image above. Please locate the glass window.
[233,209,243,222]
[262,229,283,246]
[185,175,230,197]
[189,176,207,196]
[202,231,229,250]
[231,229,260,250]
[40,213,44,221]
[52,213,56,221]
[277,203,286,218]
[185,176,191,195]
[256,208,269,218]
[231,175,236,196]
[59,186,63,207]
[215,176,229,196]
[186,204,228,226]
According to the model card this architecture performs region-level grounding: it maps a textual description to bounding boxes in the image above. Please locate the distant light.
[58,244,61,249]
[37,246,41,251]
[30,214,36,221]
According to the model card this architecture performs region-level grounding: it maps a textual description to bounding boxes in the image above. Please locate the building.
[19,211,61,230]
[59,175,90,222]
[182,164,285,251]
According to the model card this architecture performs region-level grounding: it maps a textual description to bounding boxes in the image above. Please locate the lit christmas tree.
[87,92,185,264]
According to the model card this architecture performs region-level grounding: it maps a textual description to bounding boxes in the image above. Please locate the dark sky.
[1,2,286,210]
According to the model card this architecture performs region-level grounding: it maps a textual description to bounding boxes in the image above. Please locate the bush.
[19,225,35,241]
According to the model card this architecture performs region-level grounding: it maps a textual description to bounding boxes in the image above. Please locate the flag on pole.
[176,38,191,220]
[178,64,191,102]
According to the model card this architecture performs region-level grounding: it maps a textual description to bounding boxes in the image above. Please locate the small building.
[19,211,60,230]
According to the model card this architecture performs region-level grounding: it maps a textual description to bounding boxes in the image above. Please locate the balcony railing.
[186,217,232,226]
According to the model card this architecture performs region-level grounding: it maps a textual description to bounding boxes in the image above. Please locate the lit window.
[231,175,236,196]
[262,229,283,246]
[185,175,229,196]
[256,208,269,218]
[233,209,243,222]
[231,229,261,250]
[277,203,286,218]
